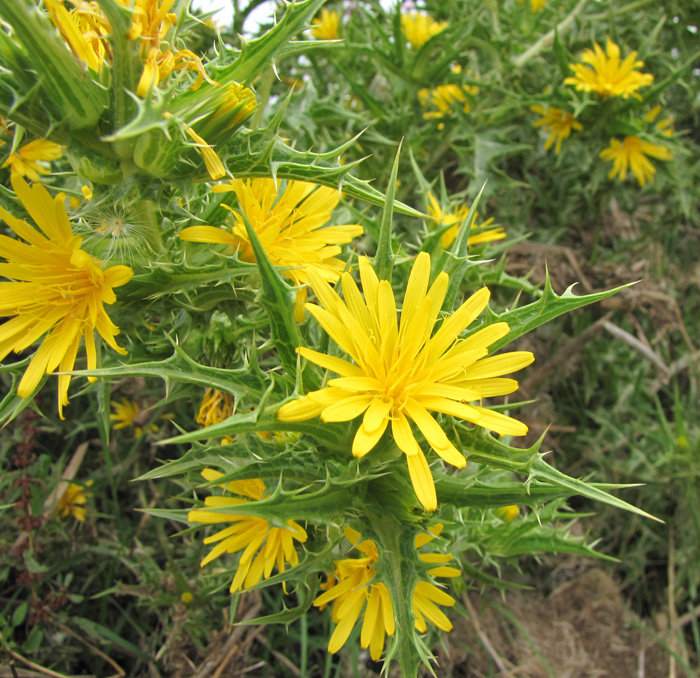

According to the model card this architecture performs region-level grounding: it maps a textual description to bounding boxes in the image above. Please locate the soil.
[435,565,671,678]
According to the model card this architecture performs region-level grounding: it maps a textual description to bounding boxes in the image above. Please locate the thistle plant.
[1,1,691,676]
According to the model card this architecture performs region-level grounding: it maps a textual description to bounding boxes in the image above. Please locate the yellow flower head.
[518,0,546,10]
[413,523,460,633]
[313,527,395,661]
[209,83,256,129]
[180,178,363,321]
[110,397,158,436]
[196,388,235,444]
[44,0,215,95]
[0,176,133,417]
[401,12,447,49]
[187,469,308,593]
[564,38,653,100]
[2,139,63,183]
[530,105,582,154]
[56,480,93,522]
[311,9,341,40]
[497,505,519,522]
[315,523,459,658]
[426,193,506,249]
[599,136,672,186]
[644,105,675,137]
[418,84,471,120]
[277,252,533,511]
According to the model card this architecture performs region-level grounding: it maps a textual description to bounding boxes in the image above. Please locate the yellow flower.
[311,9,340,40]
[196,388,235,444]
[313,528,395,661]
[426,194,506,249]
[110,397,158,436]
[56,481,93,522]
[644,105,675,137]
[497,505,519,522]
[209,83,256,129]
[401,12,447,49]
[2,139,63,182]
[0,176,133,417]
[418,84,471,120]
[564,38,653,100]
[180,179,363,321]
[518,0,546,10]
[277,252,533,511]
[44,0,215,94]
[43,0,111,72]
[315,524,459,658]
[599,136,672,186]
[413,524,460,633]
[530,105,582,154]
[187,469,308,593]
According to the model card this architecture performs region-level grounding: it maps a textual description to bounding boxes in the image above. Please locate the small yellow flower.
[418,84,471,120]
[180,591,193,604]
[401,12,447,49]
[0,176,133,417]
[180,179,363,322]
[56,481,93,522]
[311,9,340,40]
[599,136,672,186]
[564,38,653,100]
[426,194,506,249]
[187,469,308,593]
[209,83,256,129]
[644,105,675,137]
[314,528,395,661]
[530,105,582,154]
[518,0,546,10]
[110,397,158,436]
[196,388,235,444]
[413,524,460,633]
[2,139,63,182]
[277,252,533,511]
[497,505,519,522]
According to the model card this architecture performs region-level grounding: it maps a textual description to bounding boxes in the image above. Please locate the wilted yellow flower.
[599,136,672,186]
[110,397,158,436]
[0,176,133,417]
[426,194,506,249]
[314,528,395,660]
[564,38,653,99]
[418,84,471,120]
[180,179,363,321]
[401,12,447,49]
[311,9,340,40]
[277,252,533,511]
[187,469,307,593]
[530,105,582,154]
[56,481,93,522]
[413,524,460,633]
[2,139,63,182]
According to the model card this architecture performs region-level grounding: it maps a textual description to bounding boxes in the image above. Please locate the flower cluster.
[530,38,673,185]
